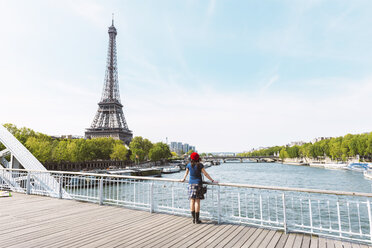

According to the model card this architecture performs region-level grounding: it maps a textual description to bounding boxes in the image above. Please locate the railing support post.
[259,194,263,226]
[309,199,313,234]
[26,172,31,195]
[282,193,287,233]
[171,183,174,213]
[337,201,342,237]
[58,176,63,199]
[150,181,154,213]
[217,185,221,224]
[1,169,4,188]
[367,200,372,243]
[238,192,241,222]
[99,177,104,205]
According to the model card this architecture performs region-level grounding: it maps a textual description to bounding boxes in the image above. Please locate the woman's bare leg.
[190,199,195,211]
[195,199,201,212]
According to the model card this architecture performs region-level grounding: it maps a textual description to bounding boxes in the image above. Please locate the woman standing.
[181,152,217,224]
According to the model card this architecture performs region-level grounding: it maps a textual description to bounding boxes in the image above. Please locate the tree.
[357,133,368,158]
[3,123,49,145]
[110,143,128,160]
[149,142,172,161]
[25,137,53,163]
[348,135,359,157]
[287,146,299,158]
[51,140,69,162]
[329,137,343,160]
[309,143,323,158]
[129,136,153,162]
[186,150,194,156]
[366,133,372,157]
[279,148,288,160]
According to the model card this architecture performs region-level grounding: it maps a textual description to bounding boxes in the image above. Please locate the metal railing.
[1,168,372,244]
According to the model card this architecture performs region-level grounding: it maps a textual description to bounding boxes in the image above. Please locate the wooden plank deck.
[0,193,371,248]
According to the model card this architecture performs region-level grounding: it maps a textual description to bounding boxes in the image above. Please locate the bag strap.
[198,162,205,185]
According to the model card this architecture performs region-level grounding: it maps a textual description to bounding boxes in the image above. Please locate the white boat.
[309,162,325,168]
[162,166,181,174]
[347,162,372,172]
[203,162,212,168]
[323,163,348,170]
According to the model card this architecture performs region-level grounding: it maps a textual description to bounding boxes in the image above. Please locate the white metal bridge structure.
[1,126,372,245]
[0,125,68,198]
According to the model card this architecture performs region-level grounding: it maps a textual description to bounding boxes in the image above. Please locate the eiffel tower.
[85,18,133,145]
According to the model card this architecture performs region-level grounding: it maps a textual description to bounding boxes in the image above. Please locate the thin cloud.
[207,0,216,17]
[260,75,280,94]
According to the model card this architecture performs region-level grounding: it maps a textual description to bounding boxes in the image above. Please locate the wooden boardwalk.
[0,193,371,248]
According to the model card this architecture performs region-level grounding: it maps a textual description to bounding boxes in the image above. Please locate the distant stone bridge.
[202,156,279,163]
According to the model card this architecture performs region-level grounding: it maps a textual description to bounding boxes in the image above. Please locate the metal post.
[150,181,154,213]
[134,183,136,203]
[309,199,313,233]
[1,169,4,188]
[99,177,104,205]
[367,200,372,243]
[260,194,263,226]
[58,176,63,199]
[282,193,287,233]
[26,172,31,195]
[171,183,174,212]
[217,185,221,224]
[337,201,342,237]
[238,192,241,222]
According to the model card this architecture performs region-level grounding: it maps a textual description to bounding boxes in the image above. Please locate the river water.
[162,162,372,193]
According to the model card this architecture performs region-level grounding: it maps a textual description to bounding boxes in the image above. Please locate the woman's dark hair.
[191,159,200,168]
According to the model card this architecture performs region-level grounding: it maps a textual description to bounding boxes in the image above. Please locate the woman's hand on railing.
[180,178,185,182]
[211,180,218,184]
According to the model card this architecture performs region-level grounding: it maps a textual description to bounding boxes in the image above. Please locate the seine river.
[162,162,372,193]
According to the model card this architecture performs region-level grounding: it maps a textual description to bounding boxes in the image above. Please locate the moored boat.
[323,163,348,170]
[309,162,325,168]
[347,162,371,172]
[132,168,162,177]
[203,161,212,168]
[162,166,181,174]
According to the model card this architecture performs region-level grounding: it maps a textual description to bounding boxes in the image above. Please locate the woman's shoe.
[195,212,202,224]
[191,211,196,224]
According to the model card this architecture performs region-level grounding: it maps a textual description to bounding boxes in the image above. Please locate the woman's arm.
[180,168,189,182]
[201,168,216,183]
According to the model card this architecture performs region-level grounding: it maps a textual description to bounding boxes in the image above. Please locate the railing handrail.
[2,168,372,197]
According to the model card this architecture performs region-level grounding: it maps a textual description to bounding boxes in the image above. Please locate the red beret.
[190,152,200,161]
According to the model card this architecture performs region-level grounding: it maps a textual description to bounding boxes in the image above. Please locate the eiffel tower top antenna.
[112,13,114,26]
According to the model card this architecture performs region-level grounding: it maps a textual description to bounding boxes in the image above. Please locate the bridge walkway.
[0,193,370,248]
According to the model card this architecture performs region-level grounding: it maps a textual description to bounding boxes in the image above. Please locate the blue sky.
[1,0,372,152]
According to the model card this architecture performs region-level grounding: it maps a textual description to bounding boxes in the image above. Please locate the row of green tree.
[1,124,172,163]
[237,132,372,161]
